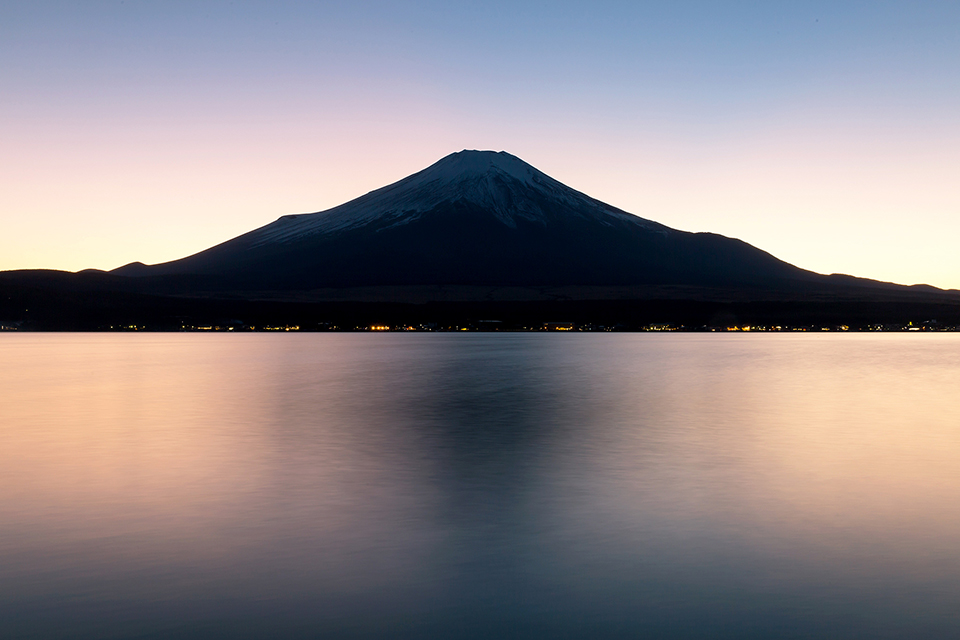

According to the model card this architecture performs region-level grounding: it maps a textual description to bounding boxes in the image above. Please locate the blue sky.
[2,1,958,287]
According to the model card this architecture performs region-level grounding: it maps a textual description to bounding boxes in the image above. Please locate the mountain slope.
[113,150,822,291]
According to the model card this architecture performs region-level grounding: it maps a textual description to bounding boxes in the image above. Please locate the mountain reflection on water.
[2,333,960,639]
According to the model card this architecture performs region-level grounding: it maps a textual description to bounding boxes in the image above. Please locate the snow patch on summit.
[247,150,668,246]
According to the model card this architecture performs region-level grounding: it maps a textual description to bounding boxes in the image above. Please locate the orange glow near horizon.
[2,114,957,288]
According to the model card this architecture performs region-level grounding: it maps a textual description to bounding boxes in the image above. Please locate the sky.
[2,1,958,289]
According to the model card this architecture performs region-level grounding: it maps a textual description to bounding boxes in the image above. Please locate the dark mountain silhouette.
[111,150,822,290]
[2,150,958,329]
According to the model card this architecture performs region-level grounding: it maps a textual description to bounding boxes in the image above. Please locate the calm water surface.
[2,333,960,639]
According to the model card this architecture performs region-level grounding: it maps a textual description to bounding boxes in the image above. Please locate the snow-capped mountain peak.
[110,149,817,292]
[410,150,541,185]
[246,150,666,246]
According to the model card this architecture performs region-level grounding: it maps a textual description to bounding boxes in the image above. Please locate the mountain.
[3,150,958,329]
[112,150,823,291]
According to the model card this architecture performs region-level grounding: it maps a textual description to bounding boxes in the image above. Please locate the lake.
[2,333,959,639]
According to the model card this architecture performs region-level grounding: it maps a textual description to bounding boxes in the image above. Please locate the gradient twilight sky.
[2,1,958,288]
